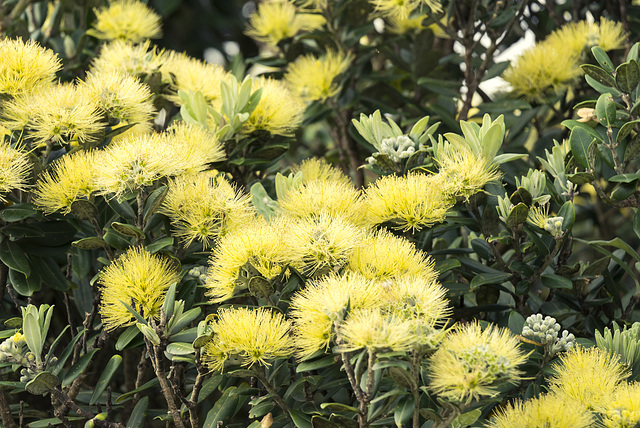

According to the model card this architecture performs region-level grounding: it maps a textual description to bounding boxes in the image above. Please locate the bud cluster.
[367,135,417,165]
[543,216,565,238]
[522,314,575,355]
[187,265,207,283]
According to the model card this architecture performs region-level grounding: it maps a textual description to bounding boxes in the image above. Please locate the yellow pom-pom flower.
[364,172,452,231]
[380,275,450,323]
[93,133,208,198]
[161,50,229,108]
[549,346,629,410]
[202,307,293,372]
[338,308,417,352]
[282,213,364,276]
[429,322,527,403]
[487,393,593,428]
[290,158,351,186]
[290,272,383,359]
[33,151,97,214]
[436,146,501,200]
[285,50,353,102]
[79,70,155,137]
[91,40,165,78]
[92,0,162,43]
[161,171,254,248]
[599,381,640,428]
[0,141,30,202]
[98,247,180,330]
[279,179,366,224]
[204,219,288,303]
[3,83,103,147]
[0,38,61,98]
[346,229,436,280]
[243,76,305,136]
[245,0,325,48]
[163,122,225,165]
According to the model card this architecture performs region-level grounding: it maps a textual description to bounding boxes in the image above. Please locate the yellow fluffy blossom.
[91,40,165,78]
[436,146,501,200]
[204,219,288,303]
[429,322,527,403]
[505,18,626,102]
[380,276,450,323]
[290,158,351,186]
[202,307,293,372]
[549,346,629,410]
[79,70,155,137]
[487,393,592,428]
[599,382,640,428]
[33,150,97,214]
[290,272,383,359]
[285,50,353,102]
[92,133,208,198]
[0,141,30,202]
[161,50,229,108]
[0,38,61,98]
[243,76,305,135]
[245,0,325,48]
[98,247,179,330]
[282,214,363,276]
[364,172,452,231]
[163,121,225,165]
[3,83,103,146]
[347,229,437,281]
[92,0,162,43]
[279,179,366,224]
[161,171,254,248]
[372,0,442,19]
[338,308,416,352]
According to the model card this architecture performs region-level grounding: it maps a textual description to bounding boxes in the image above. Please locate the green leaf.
[103,228,132,250]
[616,59,640,93]
[508,311,526,335]
[146,237,174,253]
[9,269,40,296]
[290,410,313,428]
[581,64,616,88]
[470,272,512,289]
[51,329,86,376]
[202,386,240,427]
[592,46,616,73]
[126,396,148,428]
[567,172,595,185]
[111,222,144,239]
[506,202,528,229]
[26,371,57,395]
[89,355,122,405]
[609,173,640,183]
[166,342,194,355]
[320,402,359,413]
[634,209,640,240]
[143,186,169,222]
[611,182,637,201]
[71,237,107,250]
[558,201,575,231]
[296,355,336,372]
[595,93,617,127]
[62,349,98,387]
[31,256,68,292]
[115,378,160,404]
[106,198,136,220]
[585,74,621,97]
[394,395,414,427]
[0,239,31,276]
[617,119,640,142]
[70,200,98,220]
[23,313,42,362]
[569,127,593,168]
[541,274,573,289]
[0,203,38,222]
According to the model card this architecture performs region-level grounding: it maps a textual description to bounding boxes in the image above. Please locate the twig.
[0,383,16,428]
[187,348,207,428]
[253,367,290,416]
[51,388,124,428]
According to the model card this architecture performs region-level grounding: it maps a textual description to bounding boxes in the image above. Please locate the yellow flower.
[0,38,61,98]
[202,307,293,371]
[290,272,383,359]
[371,0,422,19]
[429,322,527,403]
[246,0,325,48]
[600,382,640,428]
[436,146,500,199]
[285,50,353,102]
[346,229,436,280]
[91,40,165,78]
[487,393,592,428]
[290,157,351,186]
[549,346,629,410]
[0,141,30,202]
[161,50,229,108]
[161,171,254,248]
[204,219,288,303]
[279,179,366,224]
[163,121,225,165]
[282,213,364,276]
[3,83,103,146]
[93,133,208,198]
[92,0,162,43]
[79,70,155,137]
[380,275,450,323]
[98,247,180,330]
[387,14,428,34]
[550,18,626,52]
[338,308,416,352]
[33,150,97,214]
[363,172,452,231]
[243,76,305,135]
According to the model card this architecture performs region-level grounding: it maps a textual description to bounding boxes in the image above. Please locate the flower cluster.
[522,314,575,355]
